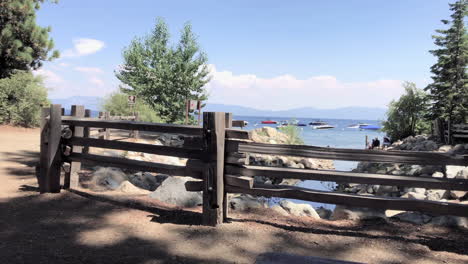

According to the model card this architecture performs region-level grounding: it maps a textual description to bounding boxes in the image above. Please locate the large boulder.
[392,212,432,225]
[331,206,386,221]
[229,194,268,211]
[278,200,320,218]
[128,172,167,191]
[116,181,151,194]
[92,167,127,190]
[149,177,202,207]
[446,166,468,179]
[430,216,468,229]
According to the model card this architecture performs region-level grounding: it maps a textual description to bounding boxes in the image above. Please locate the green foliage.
[425,0,468,123]
[278,123,305,145]
[383,82,430,141]
[102,91,163,123]
[0,0,59,78]
[0,71,49,127]
[116,18,210,123]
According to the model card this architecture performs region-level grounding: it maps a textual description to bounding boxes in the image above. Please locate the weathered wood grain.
[68,153,202,179]
[61,118,203,136]
[185,180,204,192]
[226,183,468,217]
[225,140,468,166]
[202,112,226,226]
[225,165,468,191]
[67,137,204,159]
[225,175,253,189]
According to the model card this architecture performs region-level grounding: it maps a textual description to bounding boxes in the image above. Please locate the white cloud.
[74,67,104,74]
[204,65,404,110]
[62,38,105,58]
[58,62,70,67]
[89,77,105,87]
[33,69,64,84]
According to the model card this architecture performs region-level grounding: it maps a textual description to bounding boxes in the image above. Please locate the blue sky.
[36,0,453,110]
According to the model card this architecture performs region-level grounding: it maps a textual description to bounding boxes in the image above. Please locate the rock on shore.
[335,135,468,228]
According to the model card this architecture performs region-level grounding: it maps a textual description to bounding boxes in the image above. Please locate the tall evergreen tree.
[116,18,210,123]
[0,0,59,78]
[425,0,468,123]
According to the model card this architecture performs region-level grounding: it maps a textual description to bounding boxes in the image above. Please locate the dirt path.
[0,125,467,264]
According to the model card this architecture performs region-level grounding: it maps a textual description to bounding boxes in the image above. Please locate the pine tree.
[425,0,468,123]
[116,18,210,123]
[0,0,59,78]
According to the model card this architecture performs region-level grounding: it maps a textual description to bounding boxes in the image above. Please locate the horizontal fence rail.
[67,137,204,159]
[67,153,203,179]
[225,165,468,191]
[225,140,468,166]
[62,118,203,136]
[226,183,468,217]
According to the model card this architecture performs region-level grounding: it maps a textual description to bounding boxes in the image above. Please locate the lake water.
[234,115,386,209]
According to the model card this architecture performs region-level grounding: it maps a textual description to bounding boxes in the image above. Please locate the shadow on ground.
[1,150,467,263]
[1,150,40,180]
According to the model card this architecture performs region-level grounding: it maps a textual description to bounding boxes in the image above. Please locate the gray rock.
[447,166,467,179]
[230,194,267,211]
[92,167,127,190]
[116,180,151,194]
[149,177,202,207]
[430,216,468,229]
[393,212,432,224]
[425,189,449,201]
[128,172,166,191]
[271,205,289,216]
[316,207,333,219]
[455,168,468,180]
[279,200,320,218]
[406,192,426,200]
[331,206,386,220]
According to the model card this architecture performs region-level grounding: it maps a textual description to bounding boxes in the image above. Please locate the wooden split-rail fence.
[39,104,468,226]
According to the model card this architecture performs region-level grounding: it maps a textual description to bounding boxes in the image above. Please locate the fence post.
[202,112,226,226]
[105,112,110,140]
[83,109,91,154]
[39,107,50,193]
[134,112,139,139]
[64,105,85,189]
[223,113,233,222]
[39,105,62,193]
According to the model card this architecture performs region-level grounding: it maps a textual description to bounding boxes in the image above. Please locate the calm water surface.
[234,115,386,209]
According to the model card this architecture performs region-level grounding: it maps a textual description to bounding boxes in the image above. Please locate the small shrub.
[0,71,49,127]
[102,92,162,123]
[279,124,304,145]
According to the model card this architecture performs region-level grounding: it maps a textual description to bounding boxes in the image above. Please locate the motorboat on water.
[261,120,278,124]
[296,123,307,127]
[313,124,336,129]
[309,121,327,126]
[309,121,335,129]
[347,123,370,129]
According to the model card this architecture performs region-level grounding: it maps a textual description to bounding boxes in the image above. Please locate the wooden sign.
[189,100,198,111]
[128,95,136,105]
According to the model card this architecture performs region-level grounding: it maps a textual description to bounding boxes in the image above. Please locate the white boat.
[313,124,336,129]
[347,123,369,129]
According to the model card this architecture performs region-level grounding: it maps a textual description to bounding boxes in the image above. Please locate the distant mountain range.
[204,103,387,120]
[50,96,387,120]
